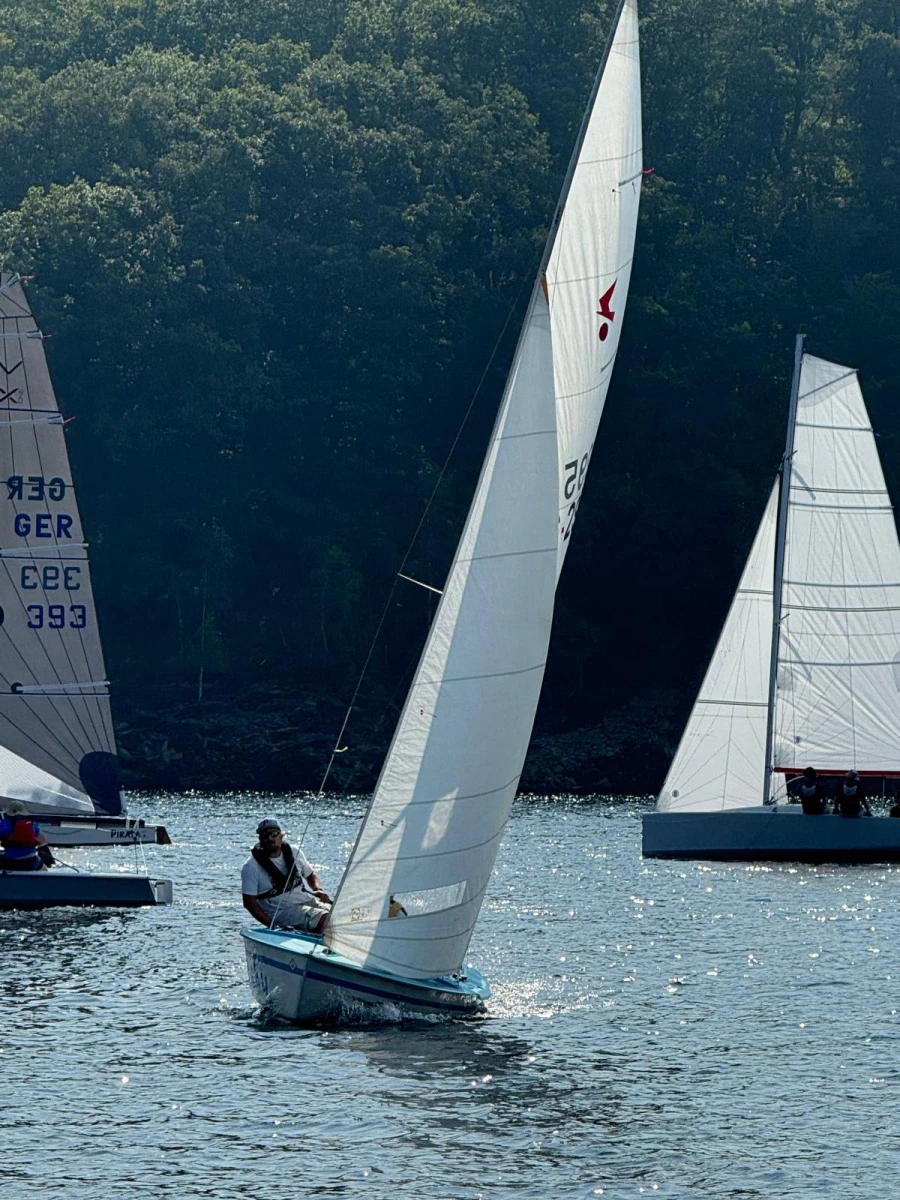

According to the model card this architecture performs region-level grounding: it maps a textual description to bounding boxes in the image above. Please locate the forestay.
[326,0,642,979]
[0,274,120,815]
[774,355,900,773]
[658,485,777,813]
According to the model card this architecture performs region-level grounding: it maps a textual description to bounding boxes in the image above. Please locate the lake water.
[3,793,899,1199]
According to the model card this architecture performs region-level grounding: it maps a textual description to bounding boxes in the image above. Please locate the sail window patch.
[388,881,467,918]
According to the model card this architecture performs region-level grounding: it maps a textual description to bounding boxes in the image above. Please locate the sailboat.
[0,272,172,908]
[644,336,900,863]
[243,0,643,1020]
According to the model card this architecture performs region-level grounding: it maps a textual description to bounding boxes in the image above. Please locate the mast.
[762,333,805,805]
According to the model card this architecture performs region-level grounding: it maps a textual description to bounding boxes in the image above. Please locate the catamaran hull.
[643,808,900,863]
[0,870,174,909]
[37,815,171,848]
[242,927,490,1023]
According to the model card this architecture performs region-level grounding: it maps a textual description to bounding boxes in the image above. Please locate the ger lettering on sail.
[0,272,120,816]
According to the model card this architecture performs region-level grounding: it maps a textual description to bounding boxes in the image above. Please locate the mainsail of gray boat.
[644,338,900,862]
[0,272,169,852]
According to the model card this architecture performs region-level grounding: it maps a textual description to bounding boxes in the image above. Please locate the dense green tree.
[0,0,895,791]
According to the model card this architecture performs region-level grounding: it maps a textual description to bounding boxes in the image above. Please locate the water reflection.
[5,794,900,1200]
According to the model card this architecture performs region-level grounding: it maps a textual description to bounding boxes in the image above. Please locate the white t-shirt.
[241,846,320,922]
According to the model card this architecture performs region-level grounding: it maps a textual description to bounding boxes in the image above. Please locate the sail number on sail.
[4,471,88,630]
[560,441,594,541]
[24,604,87,629]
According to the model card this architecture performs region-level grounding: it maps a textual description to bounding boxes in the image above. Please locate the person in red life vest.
[0,800,51,871]
[241,818,332,933]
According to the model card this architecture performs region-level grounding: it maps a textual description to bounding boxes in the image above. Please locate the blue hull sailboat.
[244,0,644,1021]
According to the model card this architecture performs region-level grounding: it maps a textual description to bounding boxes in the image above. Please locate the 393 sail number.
[26,604,87,630]
[19,564,81,591]
[14,563,88,630]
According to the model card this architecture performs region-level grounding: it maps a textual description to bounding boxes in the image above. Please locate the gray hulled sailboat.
[644,337,900,862]
[0,272,171,908]
[243,0,643,1020]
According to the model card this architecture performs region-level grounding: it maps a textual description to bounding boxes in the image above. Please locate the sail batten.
[326,0,642,978]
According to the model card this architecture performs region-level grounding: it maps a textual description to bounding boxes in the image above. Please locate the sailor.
[0,801,50,871]
[833,771,872,818]
[241,818,332,933]
[791,767,827,815]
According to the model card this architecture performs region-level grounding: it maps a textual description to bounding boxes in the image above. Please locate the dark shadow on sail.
[79,751,123,814]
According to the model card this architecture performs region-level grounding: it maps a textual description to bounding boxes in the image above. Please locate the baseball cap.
[256,818,282,834]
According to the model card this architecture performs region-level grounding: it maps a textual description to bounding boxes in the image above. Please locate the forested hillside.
[0,0,896,792]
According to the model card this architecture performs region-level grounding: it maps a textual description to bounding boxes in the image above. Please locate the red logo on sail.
[596,281,617,342]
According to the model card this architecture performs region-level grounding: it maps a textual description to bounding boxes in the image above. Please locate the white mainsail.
[547,0,642,575]
[658,484,777,813]
[774,355,900,774]
[0,273,120,815]
[326,0,642,977]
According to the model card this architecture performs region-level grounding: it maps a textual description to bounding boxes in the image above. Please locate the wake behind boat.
[244,0,643,1021]
[0,272,171,906]
[644,338,900,863]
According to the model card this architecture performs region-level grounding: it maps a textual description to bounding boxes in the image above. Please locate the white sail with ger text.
[0,273,121,816]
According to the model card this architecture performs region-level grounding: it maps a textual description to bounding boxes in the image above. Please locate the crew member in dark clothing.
[791,767,827,815]
[833,771,872,817]
[890,797,900,818]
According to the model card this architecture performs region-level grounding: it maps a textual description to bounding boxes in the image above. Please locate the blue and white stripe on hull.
[242,926,490,1023]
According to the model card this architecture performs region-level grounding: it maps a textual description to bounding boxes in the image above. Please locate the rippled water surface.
[4,794,900,1199]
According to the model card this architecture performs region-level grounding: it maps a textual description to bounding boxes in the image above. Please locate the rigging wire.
[272,270,537,925]
[314,271,534,805]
